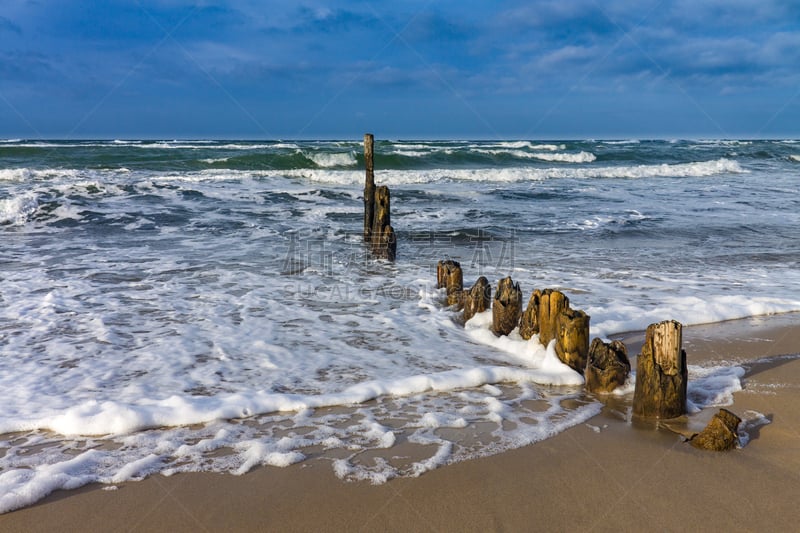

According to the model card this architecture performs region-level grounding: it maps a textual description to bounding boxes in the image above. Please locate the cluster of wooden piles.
[435,259,741,451]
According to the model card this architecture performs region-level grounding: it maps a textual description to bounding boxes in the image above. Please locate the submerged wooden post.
[492,277,522,336]
[633,320,688,419]
[363,133,375,241]
[464,276,491,322]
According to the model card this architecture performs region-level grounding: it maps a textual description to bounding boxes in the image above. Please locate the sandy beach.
[2,313,799,532]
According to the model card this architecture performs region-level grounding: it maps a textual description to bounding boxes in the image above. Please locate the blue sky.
[1,0,799,139]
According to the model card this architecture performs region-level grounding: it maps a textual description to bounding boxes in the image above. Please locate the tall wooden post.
[633,320,688,419]
[363,133,375,241]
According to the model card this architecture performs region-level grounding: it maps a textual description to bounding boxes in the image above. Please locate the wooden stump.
[689,408,741,451]
[536,289,569,347]
[373,224,396,261]
[492,277,522,336]
[633,320,688,419]
[363,133,375,241]
[464,276,491,322]
[585,338,631,393]
[555,308,590,373]
[519,290,541,340]
[437,260,463,308]
[371,186,395,260]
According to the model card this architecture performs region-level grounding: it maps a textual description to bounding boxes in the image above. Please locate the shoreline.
[2,312,799,531]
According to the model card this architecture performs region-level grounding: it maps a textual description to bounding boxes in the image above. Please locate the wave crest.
[0,193,39,225]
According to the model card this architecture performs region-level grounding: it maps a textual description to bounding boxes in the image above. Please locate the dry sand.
[2,314,799,532]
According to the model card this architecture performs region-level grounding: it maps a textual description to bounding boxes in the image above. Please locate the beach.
[2,313,798,532]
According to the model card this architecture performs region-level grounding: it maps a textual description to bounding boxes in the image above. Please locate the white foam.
[0,168,33,181]
[789,155,800,162]
[738,410,771,447]
[463,310,584,385]
[138,143,278,150]
[0,450,101,514]
[527,151,597,163]
[305,151,357,168]
[472,148,596,163]
[389,149,429,157]
[469,142,566,151]
[0,193,38,225]
[281,158,745,185]
[529,143,566,151]
[686,365,745,413]
[589,295,800,339]
[110,454,162,483]
[0,168,82,182]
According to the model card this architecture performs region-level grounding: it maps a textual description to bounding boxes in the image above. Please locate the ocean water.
[1,139,799,512]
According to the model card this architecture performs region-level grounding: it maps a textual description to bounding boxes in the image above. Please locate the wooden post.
[464,276,491,322]
[633,320,688,419]
[536,289,569,347]
[519,290,541,340]
[363,133,375,241]
[492,277,522,336]
[371,186,395,260]
[555,308,590,373]
[437,260,463,307]
[585,338,631,393]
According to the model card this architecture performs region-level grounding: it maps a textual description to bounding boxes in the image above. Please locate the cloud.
[0,16,22,35]
[0,50,55,82]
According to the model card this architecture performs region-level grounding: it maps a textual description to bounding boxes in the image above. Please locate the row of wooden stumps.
[363,133,396,261]
[436,259,741,451]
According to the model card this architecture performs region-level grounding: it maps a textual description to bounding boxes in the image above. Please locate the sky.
[1,0,799,139]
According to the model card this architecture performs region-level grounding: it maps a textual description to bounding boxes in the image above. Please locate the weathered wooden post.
[555,308,590,373]
[437,260,463,307]
[363,133,375,241]
[371,185,396,260]
[536,289,570,347]
[633,320,688,419]
[585,338,631,393]
[464,276,491,322]
[519,290,541,340]
[492,277,522,336]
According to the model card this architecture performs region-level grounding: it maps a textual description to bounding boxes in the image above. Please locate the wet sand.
[2,314,799,532]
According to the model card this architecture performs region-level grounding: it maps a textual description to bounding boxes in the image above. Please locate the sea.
[1,138,799,512]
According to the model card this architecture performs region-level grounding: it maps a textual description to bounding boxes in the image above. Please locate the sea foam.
[305,150,358,168]
[281,158,745,185]
[0,193,38,225]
